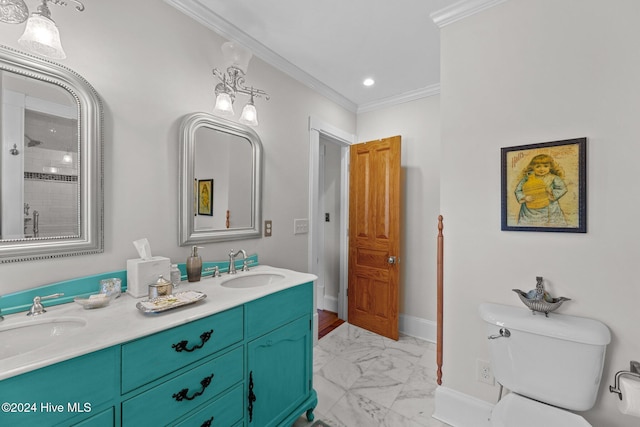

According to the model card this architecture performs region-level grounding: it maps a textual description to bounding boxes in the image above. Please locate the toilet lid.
[491,393,592,427]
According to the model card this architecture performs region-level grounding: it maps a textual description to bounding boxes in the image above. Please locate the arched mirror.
[0,45,103,263]
[179,113,262,245]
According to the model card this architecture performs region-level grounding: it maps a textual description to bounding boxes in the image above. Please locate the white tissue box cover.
[126,256,171,298]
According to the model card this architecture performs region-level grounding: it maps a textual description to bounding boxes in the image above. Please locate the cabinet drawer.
[0,348,118,427]
[71,407,114,426]
[246,282,312,338]
[173,383,243,427]
[122,306,243,393]
[122,346,243,426]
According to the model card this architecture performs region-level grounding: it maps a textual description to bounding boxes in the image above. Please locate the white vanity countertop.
[0,265,317,381]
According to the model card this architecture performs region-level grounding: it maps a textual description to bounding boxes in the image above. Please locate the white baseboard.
[399,313,437,342]
[433,386,493,427]
[323,295,338,313]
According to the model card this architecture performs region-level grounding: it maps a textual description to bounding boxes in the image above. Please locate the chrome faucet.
[27,293,64,316]
[228,249,247,275]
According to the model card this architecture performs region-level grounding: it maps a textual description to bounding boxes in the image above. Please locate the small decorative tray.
[74,293,114,309]
[512,276,570,316]
[136,290,207,314]
[512,289,570,316]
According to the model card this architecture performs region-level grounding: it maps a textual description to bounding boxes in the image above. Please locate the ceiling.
[166,0,461,113]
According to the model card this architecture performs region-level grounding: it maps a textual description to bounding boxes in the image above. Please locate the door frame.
[308,117,356,331]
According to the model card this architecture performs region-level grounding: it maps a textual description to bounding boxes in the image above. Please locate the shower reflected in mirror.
[0,45,103,263]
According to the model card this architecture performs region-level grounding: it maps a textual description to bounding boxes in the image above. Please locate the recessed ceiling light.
[363,78,375,87]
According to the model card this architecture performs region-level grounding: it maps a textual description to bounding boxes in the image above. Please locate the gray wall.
[0,0,355,293]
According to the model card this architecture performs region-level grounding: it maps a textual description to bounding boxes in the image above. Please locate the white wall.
[0,0,355,294]
[439,0,640,425]
[357,96,441,323]
[321,138,342,305]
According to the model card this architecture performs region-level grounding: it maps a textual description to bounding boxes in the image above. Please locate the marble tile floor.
[293,323,451,427]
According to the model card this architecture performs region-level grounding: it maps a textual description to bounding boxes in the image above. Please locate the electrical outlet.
[476,359,495,385]
[264,220,272,237]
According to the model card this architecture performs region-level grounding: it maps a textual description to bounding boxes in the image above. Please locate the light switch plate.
[294,218,309,235]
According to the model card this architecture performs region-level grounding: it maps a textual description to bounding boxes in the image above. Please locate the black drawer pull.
[201,416,214,427]
[248,371,257,422]
[172,373,215,402]
[172,329,214,353]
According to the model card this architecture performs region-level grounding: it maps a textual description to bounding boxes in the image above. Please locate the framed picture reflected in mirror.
[198,179,213,216]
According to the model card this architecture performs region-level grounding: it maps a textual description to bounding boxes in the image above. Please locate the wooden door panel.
[355,247,389,270]
[374,147,391,240]
[353,150,371,238]
[348,136,401,340]
[350,275,393,323]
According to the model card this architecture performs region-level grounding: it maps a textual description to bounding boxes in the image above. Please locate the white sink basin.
[0,317,87,359]
[221,273,286,289]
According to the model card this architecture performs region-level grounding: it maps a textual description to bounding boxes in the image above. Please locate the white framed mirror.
[0,45,103,263]
[179,113,262,245]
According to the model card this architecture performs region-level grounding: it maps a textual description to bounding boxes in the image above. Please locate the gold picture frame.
[198,179,213,216]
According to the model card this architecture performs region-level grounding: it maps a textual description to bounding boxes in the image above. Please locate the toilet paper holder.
[610,360,640,400]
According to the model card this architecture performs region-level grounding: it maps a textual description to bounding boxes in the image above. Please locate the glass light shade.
[239,103,259,126]
[0,0,29,24]
[18,14,66,59]
[221,41,252,74]
[213,92,234,116]
[62,152,73,163]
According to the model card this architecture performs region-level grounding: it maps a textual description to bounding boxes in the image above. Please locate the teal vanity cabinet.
[0,279,316,427]
[0,348,119,427]
[246,282,317,426]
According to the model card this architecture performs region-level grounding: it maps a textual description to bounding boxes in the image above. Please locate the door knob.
[388,256,397,265]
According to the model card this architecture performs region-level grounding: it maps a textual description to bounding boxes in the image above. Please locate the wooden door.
[348,136,401,340]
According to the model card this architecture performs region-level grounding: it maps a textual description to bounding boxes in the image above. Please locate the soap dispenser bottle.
[186,246,203,282]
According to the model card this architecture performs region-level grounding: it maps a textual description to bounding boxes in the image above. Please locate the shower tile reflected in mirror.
[23,109,79,238]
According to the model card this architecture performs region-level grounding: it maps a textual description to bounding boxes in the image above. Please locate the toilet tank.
[479,303,611,411]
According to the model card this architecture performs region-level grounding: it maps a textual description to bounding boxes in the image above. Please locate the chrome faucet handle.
[27,293,64,316]
[203,266,221,277]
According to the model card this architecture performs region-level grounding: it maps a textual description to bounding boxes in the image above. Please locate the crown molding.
[165,0,358,113]
[357,84,440,114]
[430,0,510,28]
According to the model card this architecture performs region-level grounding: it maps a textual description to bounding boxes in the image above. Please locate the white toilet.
[479,303,611,427]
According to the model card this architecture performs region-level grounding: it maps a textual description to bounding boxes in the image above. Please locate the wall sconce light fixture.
[212,41,269,126]
[0,0,85,60]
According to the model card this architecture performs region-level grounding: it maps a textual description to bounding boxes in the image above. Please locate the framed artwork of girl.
[501,138,586,233]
